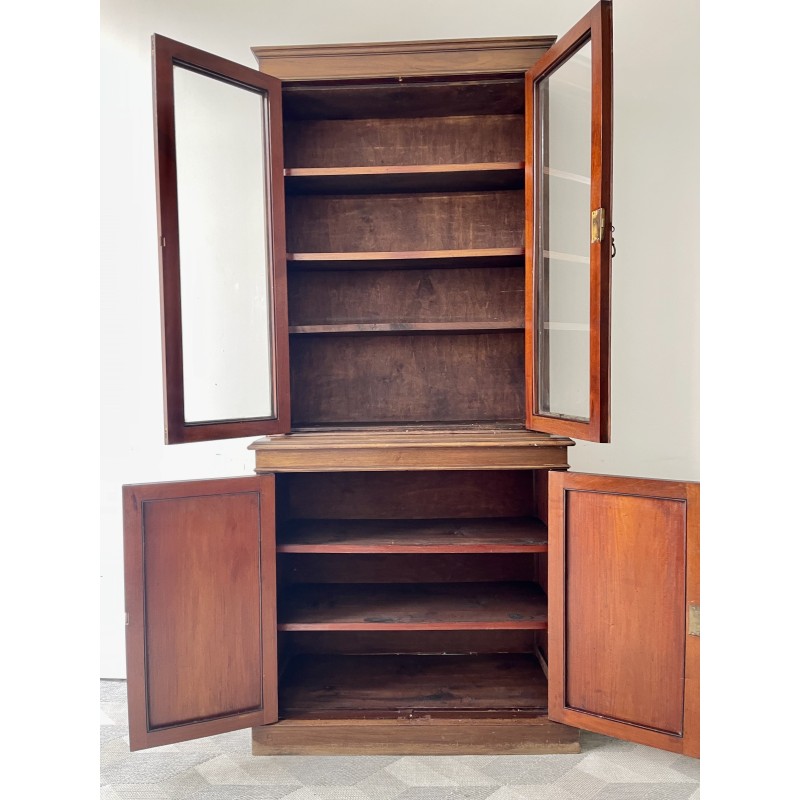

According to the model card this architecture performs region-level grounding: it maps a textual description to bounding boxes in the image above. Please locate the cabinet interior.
[274,470,549,719]
[283,77,527,428]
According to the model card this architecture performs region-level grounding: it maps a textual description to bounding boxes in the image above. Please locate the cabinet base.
[252,716,580,755]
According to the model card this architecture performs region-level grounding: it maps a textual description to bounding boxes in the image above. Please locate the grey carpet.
[101,680,699,799]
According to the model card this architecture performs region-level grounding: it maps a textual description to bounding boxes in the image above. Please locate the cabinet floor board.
[279,653,548,716]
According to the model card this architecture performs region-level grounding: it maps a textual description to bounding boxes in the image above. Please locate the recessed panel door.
[123,475,278,750]
[548,471,699,757]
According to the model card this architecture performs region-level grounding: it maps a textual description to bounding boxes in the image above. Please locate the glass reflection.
[536,41,592,422]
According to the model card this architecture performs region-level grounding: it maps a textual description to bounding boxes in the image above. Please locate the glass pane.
[173,65,274,423]
[536,40,592,422]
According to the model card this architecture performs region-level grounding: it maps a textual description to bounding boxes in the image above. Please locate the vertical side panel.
[124,475,277,750]
[549,472,699,756]
[683,483,700,757]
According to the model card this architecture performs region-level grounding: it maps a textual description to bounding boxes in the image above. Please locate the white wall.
[100,0,699,678]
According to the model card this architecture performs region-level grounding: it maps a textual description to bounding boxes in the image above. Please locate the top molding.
[251,36,557,81]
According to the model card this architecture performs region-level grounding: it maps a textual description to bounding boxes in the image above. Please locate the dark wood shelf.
[278,581,547,631]
[278,517,547,553]
[288,321,523,335]
[285,162,524,194]
[287,247,525,270]
[279,653,548,717]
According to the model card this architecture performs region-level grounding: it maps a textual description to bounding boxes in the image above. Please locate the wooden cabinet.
[124,0,699,758]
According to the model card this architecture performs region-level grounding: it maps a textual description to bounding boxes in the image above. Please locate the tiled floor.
[101,681,699,800]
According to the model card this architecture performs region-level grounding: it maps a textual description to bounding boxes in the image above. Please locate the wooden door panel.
[124,475,278,750]
[548,472,699,757]
[565,490,686,734]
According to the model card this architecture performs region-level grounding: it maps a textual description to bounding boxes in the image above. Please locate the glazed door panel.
[548,472,699,757]
[153,35,290,443]
[525,0,613,441]
[123,475,278,750]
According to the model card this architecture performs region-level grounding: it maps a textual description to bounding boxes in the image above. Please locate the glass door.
[152,35,290,443]
[525,1,613,442]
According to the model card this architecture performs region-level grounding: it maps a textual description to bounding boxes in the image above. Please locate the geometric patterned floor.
[101,681,699,800]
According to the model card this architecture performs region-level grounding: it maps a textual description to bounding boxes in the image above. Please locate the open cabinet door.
[153,35,290,443]
[525,1,613,442]
[548,472,699,757]
[123,475,278,750]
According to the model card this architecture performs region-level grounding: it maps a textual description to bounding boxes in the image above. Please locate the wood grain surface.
[548,470,699,757]
[284,116,523,167]
[288,266,524,327]
[123,475,277,750]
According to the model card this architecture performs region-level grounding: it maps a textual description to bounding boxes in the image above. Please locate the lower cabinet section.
[123,452,698,757]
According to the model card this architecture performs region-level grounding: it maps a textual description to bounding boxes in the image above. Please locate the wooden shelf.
[278,582,547,631]
[278,517,547,553]
[287,248,525,270]
[285,162,524,194]
[288,321,523,335]
[279,653,548,717]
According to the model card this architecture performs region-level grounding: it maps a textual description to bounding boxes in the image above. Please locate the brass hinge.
[591,208,605,243]
[688,603,699,637]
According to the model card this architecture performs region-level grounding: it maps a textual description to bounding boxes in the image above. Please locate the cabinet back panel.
[290,331,524,424]
[278,471,535,519]
[288,267,523,326]
[282,79,525,120]
[279,553,539,584]
[284,115,523,168]
[287,191,523,253]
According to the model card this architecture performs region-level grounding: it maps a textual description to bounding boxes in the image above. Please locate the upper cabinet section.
[152,35,290,443]
[525,1,613,442]
[249,36,559,431]
[148,22,614,441]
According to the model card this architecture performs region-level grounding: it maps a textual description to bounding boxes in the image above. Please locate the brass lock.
[591,208,605,243]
